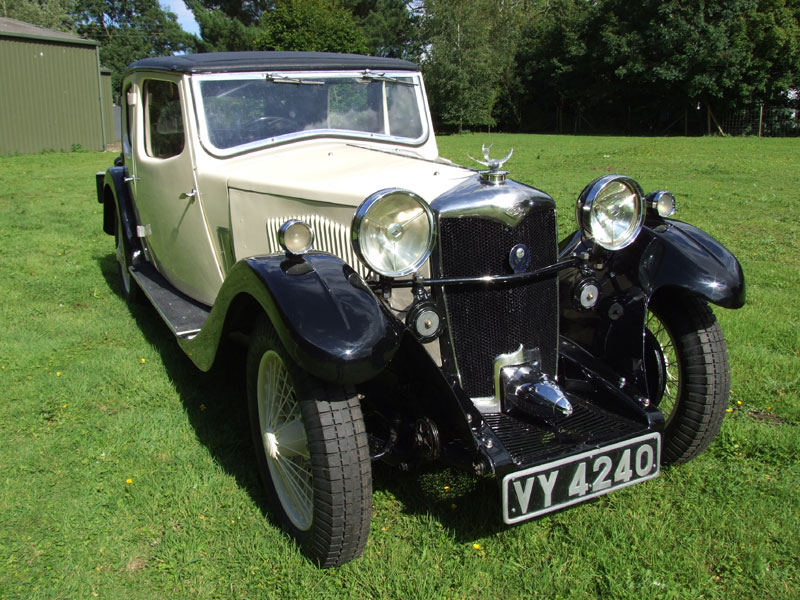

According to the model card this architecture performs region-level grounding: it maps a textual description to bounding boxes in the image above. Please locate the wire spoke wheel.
[645,310,680,425]
[256,350,313,531]
[247,316,372,567]
[646,292,730,465]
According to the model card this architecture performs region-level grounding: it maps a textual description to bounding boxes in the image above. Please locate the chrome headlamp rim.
[646,190,677,218]
[576,174,645,251]
[352,188,435,278]
[278,219,315,255]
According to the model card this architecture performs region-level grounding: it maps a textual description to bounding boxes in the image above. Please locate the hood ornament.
[469,143,513,185]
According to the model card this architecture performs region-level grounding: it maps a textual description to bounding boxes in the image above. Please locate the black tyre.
[114,204,142,303]
[246,316,372,567]
[646,292,730,465]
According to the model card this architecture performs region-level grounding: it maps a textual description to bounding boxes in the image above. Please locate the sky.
[162,0,200,36]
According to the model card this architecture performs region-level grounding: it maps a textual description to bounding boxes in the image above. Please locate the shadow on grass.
[98,252,506,545]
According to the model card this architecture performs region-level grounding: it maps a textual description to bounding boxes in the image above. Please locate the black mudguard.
[635,219,745,309]
[101,167,134,237]
[180,253,404,385]
[559,219,744,398]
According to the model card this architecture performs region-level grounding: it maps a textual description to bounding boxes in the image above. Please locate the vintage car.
[96,51,745,567]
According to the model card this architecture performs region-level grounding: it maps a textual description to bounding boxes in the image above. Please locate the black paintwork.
[126,51,418,76]
[558,218,745,400]
[101,166,142,261]
[636,220,745,308]
[179,253,404,385]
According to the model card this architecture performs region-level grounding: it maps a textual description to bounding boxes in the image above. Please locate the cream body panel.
[224,141,471,267]
[126,72,223,306]
[227,141,471,207]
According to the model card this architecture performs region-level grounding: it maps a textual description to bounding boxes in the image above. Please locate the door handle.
[123,175,139,183]
[180,189,197,200]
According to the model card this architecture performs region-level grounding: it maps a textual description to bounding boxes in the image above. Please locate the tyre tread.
[650,292,730,465]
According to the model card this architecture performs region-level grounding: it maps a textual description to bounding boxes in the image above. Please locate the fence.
[721,106,800,137]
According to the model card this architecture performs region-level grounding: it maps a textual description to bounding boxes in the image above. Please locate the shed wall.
[0,37,105,154]
[101,70,119,143]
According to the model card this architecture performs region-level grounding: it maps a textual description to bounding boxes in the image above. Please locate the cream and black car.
[96,51,745,567]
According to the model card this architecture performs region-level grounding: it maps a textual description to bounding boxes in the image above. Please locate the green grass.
[1,136,798,599]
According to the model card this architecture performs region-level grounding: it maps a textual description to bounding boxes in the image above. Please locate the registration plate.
[502,432,661,524]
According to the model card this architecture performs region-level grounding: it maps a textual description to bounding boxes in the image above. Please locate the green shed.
[0,17,114,154]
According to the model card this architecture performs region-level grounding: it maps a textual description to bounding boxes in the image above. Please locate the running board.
[129,264,211,339]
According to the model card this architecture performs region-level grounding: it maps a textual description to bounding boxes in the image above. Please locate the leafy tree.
[188,0,270,26]
[421,0,521,132]
[1,0,76,32]
[253,0,368,54]
[72,0,197,99]
[341,0,423,59]
[516,0,800,134]
[186,0,268,50]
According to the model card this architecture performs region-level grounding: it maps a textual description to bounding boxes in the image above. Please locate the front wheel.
[246,316,372,567]
[646,292,731,465]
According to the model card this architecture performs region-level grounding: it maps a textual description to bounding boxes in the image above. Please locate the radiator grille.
[266,214,371,278]
[437,209,559,397]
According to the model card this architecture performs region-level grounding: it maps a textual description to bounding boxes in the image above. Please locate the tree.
[421,0,521,132]
[515,0,800,134]
[72,0,197,99]
[186,0,269,50]
[341,0,423,59]
[253,0,368,54]
[1,0,75,32]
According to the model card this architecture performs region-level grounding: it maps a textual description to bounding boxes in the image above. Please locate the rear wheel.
[246,316,372,567]
[114,204,142,303]
[646,292,730,465]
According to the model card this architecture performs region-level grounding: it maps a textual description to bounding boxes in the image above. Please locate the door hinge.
[136,224,152,238]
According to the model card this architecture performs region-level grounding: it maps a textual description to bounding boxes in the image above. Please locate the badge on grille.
[509,243,531,273]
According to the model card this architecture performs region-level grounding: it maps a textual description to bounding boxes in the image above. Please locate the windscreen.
[194,72,426,152]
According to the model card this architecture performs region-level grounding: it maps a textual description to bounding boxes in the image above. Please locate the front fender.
[635,220,745,309]
[180,253,403,385]
[558,219,744,399]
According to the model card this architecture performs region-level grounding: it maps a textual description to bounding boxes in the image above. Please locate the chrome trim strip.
[388,257,578,288]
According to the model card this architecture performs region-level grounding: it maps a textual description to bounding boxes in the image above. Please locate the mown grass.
[1,136,798,599]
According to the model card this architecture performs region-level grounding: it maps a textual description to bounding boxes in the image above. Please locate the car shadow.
[98,252,507,544]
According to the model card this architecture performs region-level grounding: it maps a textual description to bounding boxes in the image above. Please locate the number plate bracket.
[502,432,661,524]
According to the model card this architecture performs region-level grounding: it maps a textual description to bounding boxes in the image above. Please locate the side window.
[122,84,134,155]
[144,80,185,159]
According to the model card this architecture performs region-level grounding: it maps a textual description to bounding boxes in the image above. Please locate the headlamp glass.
[577,176,645,251]
[352,189,434,278]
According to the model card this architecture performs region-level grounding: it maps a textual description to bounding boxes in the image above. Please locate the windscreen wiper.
[360,70,416,86]
[265,73,323,85]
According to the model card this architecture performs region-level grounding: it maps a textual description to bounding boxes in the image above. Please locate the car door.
[128,75,222,306]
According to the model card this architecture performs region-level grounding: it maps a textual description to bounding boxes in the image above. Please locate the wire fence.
[513,103,800,137]
[721,106,800,137]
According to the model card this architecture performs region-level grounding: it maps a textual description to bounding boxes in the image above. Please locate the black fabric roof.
[126,52,419,75]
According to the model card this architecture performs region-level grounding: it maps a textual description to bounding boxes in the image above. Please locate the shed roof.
[0,17,98,46]
[126,51,419,75]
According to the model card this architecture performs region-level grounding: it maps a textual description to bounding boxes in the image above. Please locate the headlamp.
[576,175,645,251]
[352,189,434,278]
[278,219,315,255]
[646,190,677,218]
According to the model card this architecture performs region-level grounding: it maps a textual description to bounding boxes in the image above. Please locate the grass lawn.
[1,135,798,599]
